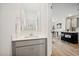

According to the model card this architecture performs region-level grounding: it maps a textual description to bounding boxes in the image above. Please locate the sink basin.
[24,33,37,38]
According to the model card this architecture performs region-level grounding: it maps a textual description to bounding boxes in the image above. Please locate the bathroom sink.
[24,33,37,38]
[12,32,47,41]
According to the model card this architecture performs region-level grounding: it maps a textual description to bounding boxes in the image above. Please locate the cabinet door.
[15,44,45,56]
[32,44,45,56]
[16,45,34,56]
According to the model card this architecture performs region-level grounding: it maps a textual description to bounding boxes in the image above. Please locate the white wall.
[47,3,53,56]
[52,3,79,35]
[0,4,20,55]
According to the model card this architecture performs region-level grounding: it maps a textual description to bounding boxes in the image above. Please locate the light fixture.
[77,8,79,11]
[68,14,72,17]
[50,3,53,9]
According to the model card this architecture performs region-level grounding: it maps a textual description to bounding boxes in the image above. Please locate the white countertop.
[62,31,78,33]
[12,32,47,41]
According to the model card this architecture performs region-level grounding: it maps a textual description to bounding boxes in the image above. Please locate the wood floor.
[52,37,79,56]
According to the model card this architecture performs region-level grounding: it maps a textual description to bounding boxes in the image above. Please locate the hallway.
[52,38,79,56]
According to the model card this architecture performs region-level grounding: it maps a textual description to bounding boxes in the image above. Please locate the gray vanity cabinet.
[12,38,47,56]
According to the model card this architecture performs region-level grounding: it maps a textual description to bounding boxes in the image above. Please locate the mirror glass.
[20,8,39,33]
[15,8,39,36]
[66,15,79,31]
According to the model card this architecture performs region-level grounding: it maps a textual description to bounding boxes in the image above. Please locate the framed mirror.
[21,8,39,33]
[15,7,40,36]
[65,15,79,31]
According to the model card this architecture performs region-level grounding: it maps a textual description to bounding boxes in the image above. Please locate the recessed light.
[77,9,79,11]
[68,14,72,17]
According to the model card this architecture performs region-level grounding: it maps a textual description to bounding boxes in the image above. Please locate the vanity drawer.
[14,39,46,47]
